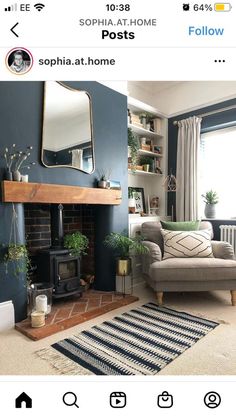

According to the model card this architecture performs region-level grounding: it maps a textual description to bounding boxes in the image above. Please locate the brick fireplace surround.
[24,203,95,275]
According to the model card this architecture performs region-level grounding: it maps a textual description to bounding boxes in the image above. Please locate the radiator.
[220,225,236,254]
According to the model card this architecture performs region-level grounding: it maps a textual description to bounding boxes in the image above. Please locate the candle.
[35,294,47,313]
[31,311,45,328]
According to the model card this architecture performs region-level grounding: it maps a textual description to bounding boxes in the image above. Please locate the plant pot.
[116,258,131,276]
[140,116,147,128]
[12,170,21,182]
[204,203,216,218]
[143,164,150,172]
[98,180,110,189]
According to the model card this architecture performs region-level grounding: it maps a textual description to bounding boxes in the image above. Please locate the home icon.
[15,392,32,408]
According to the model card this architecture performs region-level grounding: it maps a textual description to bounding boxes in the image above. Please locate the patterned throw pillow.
[161,229,214,260]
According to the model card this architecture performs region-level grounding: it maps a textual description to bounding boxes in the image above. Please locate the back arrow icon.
[11,22,19,37]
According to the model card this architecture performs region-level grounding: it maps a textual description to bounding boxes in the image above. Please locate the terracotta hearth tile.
[54,308,72,320]
[87,300,101,309]
[15,290,139,341]
[101,295,113,303]
[71,303,87,315]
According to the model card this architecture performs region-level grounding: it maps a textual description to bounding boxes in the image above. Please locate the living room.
[0,80,236,375]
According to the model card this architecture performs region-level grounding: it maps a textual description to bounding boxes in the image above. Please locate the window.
[200,126,236,218]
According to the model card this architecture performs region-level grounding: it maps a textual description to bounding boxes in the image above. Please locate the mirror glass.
[42,81,94,173]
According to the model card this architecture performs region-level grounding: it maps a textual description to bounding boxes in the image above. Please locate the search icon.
[62,392,79,408]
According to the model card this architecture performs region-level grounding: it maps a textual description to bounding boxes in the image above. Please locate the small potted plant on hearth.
[104,231,149,276]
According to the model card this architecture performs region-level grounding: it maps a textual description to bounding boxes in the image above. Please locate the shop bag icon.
[157,391,173,408]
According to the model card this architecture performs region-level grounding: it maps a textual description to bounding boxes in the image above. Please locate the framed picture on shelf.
[129,187,146,213]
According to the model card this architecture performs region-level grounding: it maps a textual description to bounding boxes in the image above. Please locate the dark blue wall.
[168,98,236,218]
[0,81,128,321]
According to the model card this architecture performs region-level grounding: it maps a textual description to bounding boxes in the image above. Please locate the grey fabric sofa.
[141,221,236,306]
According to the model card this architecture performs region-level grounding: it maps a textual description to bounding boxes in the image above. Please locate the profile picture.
[6,47,33,75]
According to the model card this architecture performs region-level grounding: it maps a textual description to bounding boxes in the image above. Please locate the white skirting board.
[0,300,15,331]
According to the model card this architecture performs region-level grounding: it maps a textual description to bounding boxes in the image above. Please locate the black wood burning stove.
[36,204,83,298]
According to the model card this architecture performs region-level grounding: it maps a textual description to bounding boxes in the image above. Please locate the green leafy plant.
[128,128,140,168]
[3,243,31,280]
[139,112,154,123]
[139,156,153,166]
[64,231,89,257]
[201,190,219,205]
[104,232,149,259]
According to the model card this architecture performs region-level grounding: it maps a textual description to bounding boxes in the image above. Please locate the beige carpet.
[0,284,236,375]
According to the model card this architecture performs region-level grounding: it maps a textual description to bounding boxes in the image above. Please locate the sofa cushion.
[160,220,200,231]
[149,257,236,282]
[161,229,214,260]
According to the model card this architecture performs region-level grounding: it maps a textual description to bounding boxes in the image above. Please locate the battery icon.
[214,3,232,11]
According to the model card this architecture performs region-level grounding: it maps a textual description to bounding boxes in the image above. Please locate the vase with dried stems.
[1,144,35,181]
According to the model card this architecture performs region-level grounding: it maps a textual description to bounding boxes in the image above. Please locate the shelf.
[128,170,163,177]
[138,149,163,158]
[128,123,163,139]
[1,181,122,205]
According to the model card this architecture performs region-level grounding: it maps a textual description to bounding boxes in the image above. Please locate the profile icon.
[6,47,33,75]
[204,391,221,408]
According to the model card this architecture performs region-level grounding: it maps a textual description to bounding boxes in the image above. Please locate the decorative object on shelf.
[28,282,53,316]
[21,174,29,183]
[129,187,146,214]
[0,144,35,181]
[97,169,111,189]
[140,138,152,151]
[202,190,219,218]
[64,231,89,257]
[104,232,149,288]
[139,156,154,172]
[128,128,140,171]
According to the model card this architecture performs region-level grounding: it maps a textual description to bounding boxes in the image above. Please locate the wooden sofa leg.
[231,290,236,306]
[156,291,163,305]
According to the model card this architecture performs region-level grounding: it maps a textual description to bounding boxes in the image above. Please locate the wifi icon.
[34,3,45,11]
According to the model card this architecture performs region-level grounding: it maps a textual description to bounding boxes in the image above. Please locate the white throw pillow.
[161,229,214,260]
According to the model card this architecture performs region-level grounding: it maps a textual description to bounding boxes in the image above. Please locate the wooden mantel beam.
[1,181,122,205]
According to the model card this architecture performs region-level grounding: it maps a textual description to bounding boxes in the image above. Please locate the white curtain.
[176,116,202,221]
[71,149,83,169]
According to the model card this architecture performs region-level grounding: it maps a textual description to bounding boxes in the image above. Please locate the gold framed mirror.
[41,81,95,174]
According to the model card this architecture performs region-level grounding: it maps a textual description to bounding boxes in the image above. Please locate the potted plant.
[104,231,149,276]
[139,156,154,172]
[202,190,219,218]
[97,169,111,189]
[64,231,89,257]
[4,243,31,280]
[1,203,31,280]
[128,128,140,171]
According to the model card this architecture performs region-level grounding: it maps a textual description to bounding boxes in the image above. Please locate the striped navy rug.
[36,303,218,375]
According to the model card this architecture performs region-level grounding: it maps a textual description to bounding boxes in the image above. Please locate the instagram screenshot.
[0,0,236,416]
